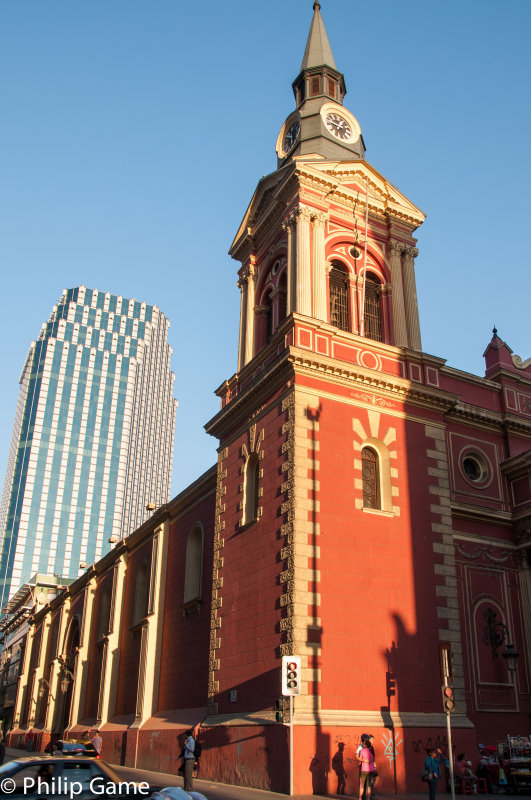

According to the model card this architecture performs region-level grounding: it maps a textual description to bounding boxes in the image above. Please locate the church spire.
[291,1,346,110]
[276,3,365,166]
[300,1,337,71]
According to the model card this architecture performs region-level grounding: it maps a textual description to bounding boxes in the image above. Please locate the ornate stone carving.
[512,354,531,370]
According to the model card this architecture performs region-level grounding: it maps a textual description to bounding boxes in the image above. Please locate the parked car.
[44,740,97,757]
[0,756,153,798]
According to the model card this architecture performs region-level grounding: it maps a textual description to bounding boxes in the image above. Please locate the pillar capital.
[404,245,419,261]
[388,239,404,258]
[310,210,328,226]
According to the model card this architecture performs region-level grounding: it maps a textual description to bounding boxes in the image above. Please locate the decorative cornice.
[202,709,474,729]
[451,502,513,527]
[446,401,504,431]
[287,348,458,414]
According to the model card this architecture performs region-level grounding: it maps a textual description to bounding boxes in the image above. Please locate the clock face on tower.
[283,120,300,153]
[319,103,361,146]
[325,112,352,140]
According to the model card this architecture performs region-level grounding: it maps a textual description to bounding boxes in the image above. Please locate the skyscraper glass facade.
[0,286,177,607]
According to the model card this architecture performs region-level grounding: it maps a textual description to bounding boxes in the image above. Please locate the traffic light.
[442,685,455,713]
[281,655,301,696]
[386,672,396,698]
[275,698,287,723]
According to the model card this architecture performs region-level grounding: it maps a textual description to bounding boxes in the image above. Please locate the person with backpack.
[181,729,196,793]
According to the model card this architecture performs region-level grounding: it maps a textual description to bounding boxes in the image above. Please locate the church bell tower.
[232,0,424,376]
[204,4,471,795]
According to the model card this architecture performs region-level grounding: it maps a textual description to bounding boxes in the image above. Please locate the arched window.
[362,447,380,509]
[329,262,350,331]
[184,524,204,603]
[363,273,383,342]
[243,453,260,525]
[133,561,149,625]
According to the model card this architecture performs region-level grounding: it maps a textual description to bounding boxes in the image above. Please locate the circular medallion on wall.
[358,350,382,371]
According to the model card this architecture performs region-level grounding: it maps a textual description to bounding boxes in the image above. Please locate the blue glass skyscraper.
[0,286,177,606]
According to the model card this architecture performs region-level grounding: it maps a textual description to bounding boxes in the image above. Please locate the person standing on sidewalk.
[91,729,102,759]
[359,738,376,800]
[425,747,444,800]
[182,729,196,793]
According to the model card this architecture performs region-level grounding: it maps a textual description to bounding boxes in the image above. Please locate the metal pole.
[444,676,456,800]
[289,694,294,796]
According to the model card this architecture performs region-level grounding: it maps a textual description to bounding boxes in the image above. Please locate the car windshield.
[0,759,124,784]
[0,760,44,776]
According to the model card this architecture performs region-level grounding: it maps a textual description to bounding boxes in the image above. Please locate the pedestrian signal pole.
[282,655,301,796]
[440,646,456,800]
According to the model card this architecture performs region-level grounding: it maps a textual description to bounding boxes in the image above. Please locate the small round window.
[463,457,483,482]
[460,450,491,488]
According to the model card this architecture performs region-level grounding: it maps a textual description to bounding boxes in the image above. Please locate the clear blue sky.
[1,0,529,496]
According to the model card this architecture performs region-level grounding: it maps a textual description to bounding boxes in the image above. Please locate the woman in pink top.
[359,742,376,800]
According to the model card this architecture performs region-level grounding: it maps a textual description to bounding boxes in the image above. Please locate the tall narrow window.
[184,525,204,603]
[277,271,287,326]
[98,586,111,639]
[244,453,259,524]
[362,447,380,509]
[363,274,383,342]
[133,561,149,625]
[329,262,350,331]
[265,291,273,342]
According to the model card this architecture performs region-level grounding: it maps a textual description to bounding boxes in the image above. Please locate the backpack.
[194,740,202,759]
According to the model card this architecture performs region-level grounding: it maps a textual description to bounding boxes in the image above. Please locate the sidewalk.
[4,748,508,800]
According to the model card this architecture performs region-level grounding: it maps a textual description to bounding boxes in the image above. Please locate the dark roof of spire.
[301,1,337,71]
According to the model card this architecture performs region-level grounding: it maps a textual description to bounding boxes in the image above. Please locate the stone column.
[388,240,409,347]
[350,275,359,333]
[133,519,169,724]
[68,576,97,727]
[46,599,71,733]
[295,206,312,317]
[403,245,422,351]
[13,622,36,728]
[29,615,52,728]
[283,215,296,316]
[381,283,392,344]
[98,553,127,724]
[517,548,531,671]
[311,212,328,321]
[243,264,256,365]
[237,276,246,372]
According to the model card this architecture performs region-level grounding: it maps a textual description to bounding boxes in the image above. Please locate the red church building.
[5,2,530,795]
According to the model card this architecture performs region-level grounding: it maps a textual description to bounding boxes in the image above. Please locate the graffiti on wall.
[412,735,448,755]
[381,731,403,765]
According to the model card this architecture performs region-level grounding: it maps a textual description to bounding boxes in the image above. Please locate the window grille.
[244,453,259,524]
[363,275,383,342]
[362,447,380,509]
[310,76,321,96]
[329,265,350,331]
